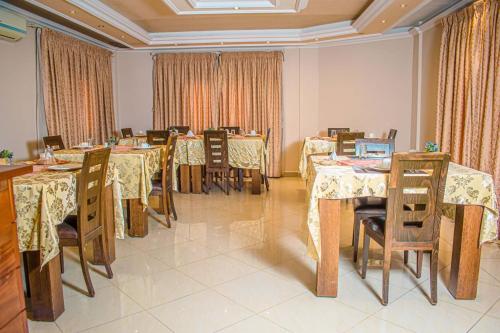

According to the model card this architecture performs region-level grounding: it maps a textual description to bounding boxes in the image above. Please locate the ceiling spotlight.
[220,42,224,45]
[121,35,125,39]
[266,41,270,44]
[234,6,239,10]
[70,10,76,15]
[400,4,407,8]
[381,19,387,24]
[97,24,105,29]
[315,37,319,41]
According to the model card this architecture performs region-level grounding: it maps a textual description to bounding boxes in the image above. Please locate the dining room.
[0,0,499,332]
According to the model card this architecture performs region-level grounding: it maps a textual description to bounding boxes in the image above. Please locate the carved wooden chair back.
[355,138,395,156]
[168,126,190,134]
[147,130,170,145]
[327,128,350,137]
[388,129,398,140]
[43,135,65,151]
[121,128,133,138]
[203,130,229,173]
[336,132,365,156]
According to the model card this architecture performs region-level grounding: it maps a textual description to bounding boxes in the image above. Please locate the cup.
[250,130,257,136]
[140,142,150,148]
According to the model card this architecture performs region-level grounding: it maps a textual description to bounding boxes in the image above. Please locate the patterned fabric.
[118,137,147,146]
[54,147,162,207]
[306,155,499,260]
[299,137,336,179]
[13,166,124,267]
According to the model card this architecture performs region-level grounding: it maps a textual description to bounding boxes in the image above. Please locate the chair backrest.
[121,128,134,138]
[162,135,178,190]
[388,129,397,140]
[219,126,240,134]
[147,130,170,145]
[328,128,350,137]
[385,152,449,247]
[168,126,190,134]
[336,132,365,156]
[77,148,111,242]
[264,128,271,149]
[203,130,229,172]
[43,135,65,151]
[355,138,395,156]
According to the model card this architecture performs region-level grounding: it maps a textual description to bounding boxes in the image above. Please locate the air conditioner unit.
[0,9,27,41]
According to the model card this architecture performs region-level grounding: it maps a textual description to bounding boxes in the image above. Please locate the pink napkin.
[336,159,379,167]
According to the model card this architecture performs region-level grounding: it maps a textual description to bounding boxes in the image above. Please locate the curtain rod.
[150,49,284,57]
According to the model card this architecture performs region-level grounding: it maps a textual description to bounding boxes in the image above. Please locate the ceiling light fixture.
[315,38,319,41]
[234,6,239,10]
[266,41,270,44]
[400,4,407,8]
[381,19,387,24]
[70,10,76,15]
[121,35,125,39]
[97,24,105,29]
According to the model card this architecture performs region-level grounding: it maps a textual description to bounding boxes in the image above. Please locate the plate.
[133,146,152,150]
[47,163,82,171]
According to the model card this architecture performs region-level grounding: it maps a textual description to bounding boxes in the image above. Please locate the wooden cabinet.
[0,165,31,333]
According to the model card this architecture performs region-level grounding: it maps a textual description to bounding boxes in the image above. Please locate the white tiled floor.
[28,177,500,332]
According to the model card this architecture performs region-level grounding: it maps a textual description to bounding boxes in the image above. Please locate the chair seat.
[57,215,78,239]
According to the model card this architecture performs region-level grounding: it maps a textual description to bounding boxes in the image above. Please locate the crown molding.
[352,0,392,31]
[414,0,473,33]
[163,0,308,15]
[0,1,120,51]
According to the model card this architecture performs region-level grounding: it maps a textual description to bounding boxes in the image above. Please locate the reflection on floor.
[29,177,500,333]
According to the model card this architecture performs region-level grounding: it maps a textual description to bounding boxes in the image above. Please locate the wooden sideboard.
[0,165,32,333]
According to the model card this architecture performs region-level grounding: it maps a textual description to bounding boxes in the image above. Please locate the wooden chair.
[360,152,449,305]
[43,135,65,151]
[147,130,169,145]
[121,128,133,138]
[168,126,190,134]
[219,126,240,134]
[327,128,350,137]
[203,130,231,195]
[149,135,178,227]
[388,129,398,140]
[355,138,395,156]
[57,148,113,297]
[336,132,365,156]
[261,128,271,191]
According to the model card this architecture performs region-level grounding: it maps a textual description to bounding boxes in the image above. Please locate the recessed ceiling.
[1,0,468,49]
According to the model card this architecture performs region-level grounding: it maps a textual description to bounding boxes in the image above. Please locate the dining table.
[119,134,267,194]
[299,136,337,179]
[54,145,162,238]
[305,154,499,300]
[13,162,124,321]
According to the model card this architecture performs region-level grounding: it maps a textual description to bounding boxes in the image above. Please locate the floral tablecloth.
[55,146,162,207]
[299,137,336,179]
[306,155,499,260]
[13,165,124,267]
[119,136,147,146]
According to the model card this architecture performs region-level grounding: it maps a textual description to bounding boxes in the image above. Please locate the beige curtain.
[437,0,500,201]
[40,29,115,147]
[153,53,219,134]
[153,51,283,177]
[219,52,283,177]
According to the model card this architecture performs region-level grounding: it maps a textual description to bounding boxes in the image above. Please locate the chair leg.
[238,169,243,191]
[98,235,113,279]
[59,246,65,273]
[430,249,438,305]
[404,250,409,264]
[225,172,230,195]
[416,251,423,278]
[382,248,392,306]
[168,191,177,221]
[78,243,95,297]
[264,174,269,191]
[352,213,361,262]
[361,231,370,279]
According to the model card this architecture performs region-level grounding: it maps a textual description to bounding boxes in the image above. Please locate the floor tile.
[117,269,206,308]
[109,253,171,285]
[346,316,414,333]
[149,290,252,333]
[215,271,307,312]
[147,241,220,267]
[177,255,257,286]
[55,286,141,333]
[81,312,172,332]
[468,315,500,332]
[375,290,483,333]
[262,293,369,333]
[28,321,62,333]
[218,315,289,332]
[486,299,500,318]
[125,228,188,251]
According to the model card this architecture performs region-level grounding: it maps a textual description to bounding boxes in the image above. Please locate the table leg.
[316,199,341,297]
[251,169,261,195]
[127,199,148,237]
[448,205,484,299]
[191,165,202,194]
[180,165,191,194]
[24,252,64,321]
[88,185,116,264]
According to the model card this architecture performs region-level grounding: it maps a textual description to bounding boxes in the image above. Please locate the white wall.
[0,28,39,160]
[318,37,414,151]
